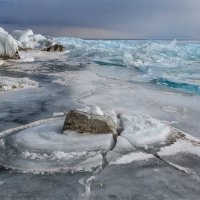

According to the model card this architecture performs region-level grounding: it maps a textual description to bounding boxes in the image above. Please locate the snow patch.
[0,60,4,66]
[0,27,8,34]
[0,76,39,91]
[77,106,104,116]
[158,139,200,157]
[121,114,171,146]
[18,52,35,62]
[12,29,34,49]
[110,152,154,165]
[21,151,91,161]
[77,106,118,125]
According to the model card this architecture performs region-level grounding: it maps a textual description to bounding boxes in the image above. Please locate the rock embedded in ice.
[43,43,65,52]
[63,109,118,135]
[0,29,20,60]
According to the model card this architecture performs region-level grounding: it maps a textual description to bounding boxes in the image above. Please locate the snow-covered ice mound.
[0,76,39,91]
[0,27,19,59]
[12,29,51,50]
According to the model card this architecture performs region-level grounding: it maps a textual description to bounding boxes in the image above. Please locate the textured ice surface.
[121,114,171,146]
[89,159,200,200]
[0,112,181,173]
[0,27,7,34]
[0,37,200,199]
[0,60,4,66]
[12,29,34,49]
[56,37,200,95]
[158,139,200,157]
[77,106,118,125]
[12,29,50,50]
[15,51,35,62]
[110,152,154,165]
[0,31,18,58]
[77,106,104,116]
[0,76,38,91]
[0,119,112,173]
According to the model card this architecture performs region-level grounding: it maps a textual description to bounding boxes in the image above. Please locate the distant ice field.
[55,38,200,95]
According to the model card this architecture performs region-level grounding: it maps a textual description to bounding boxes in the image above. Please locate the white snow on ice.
[158,139,200,157]
[0,60,4,66]
[0,76,38,91]
[120,114,171,146]
[21,150,93,161]
[110,152,154,165]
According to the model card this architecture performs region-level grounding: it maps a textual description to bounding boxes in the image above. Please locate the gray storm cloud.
[0,0,200,39]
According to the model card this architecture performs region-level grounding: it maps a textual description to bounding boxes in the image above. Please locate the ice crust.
[0,76,38,91]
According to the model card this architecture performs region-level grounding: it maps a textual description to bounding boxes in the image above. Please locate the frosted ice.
[0,27,8,34]
[110,152,154,165]
[0,31,19,59]
[0,76,39,91]
[12,29,50,50]
[158,139,200,157]
[9,121,111,152]
[21,151,90,161]
[55,37,200,94]
[12,29,35,49]
[0,60,4,66]
[77,106,104,116]
[121,114,171,146]
[0,119,112,173]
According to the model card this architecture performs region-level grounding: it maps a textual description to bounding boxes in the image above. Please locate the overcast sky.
[0,0,200,39]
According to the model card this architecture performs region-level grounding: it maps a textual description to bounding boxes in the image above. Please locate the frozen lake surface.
[0,39,200,199]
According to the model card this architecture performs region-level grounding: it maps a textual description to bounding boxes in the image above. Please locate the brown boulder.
[63,110,118,135]
[43,44,65,52]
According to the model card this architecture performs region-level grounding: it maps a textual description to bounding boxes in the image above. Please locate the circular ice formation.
[0,118,112,173]
[0,114,174,173]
